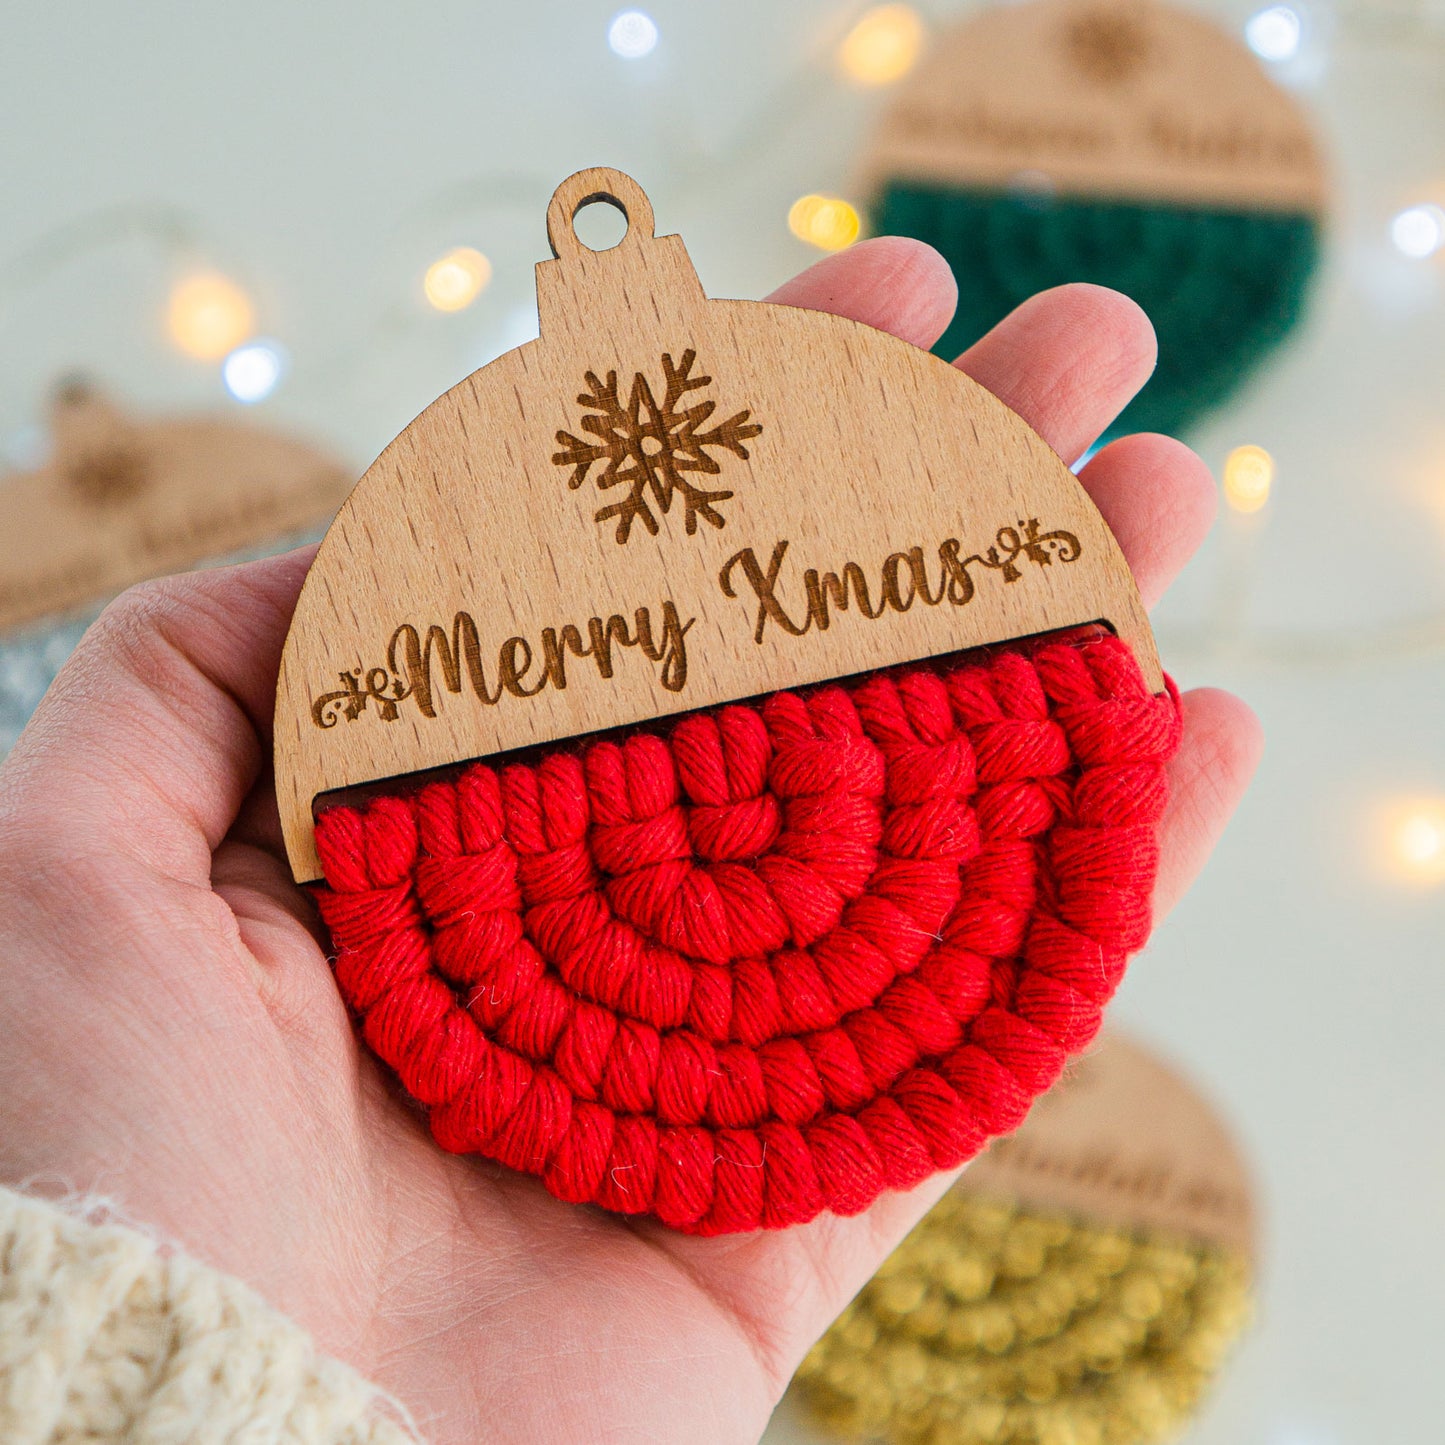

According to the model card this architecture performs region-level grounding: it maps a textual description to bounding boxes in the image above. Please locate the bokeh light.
[167,273,255,360]
[788,195,861,252]
[839,4,925,87]
[608,9,658,59]
[423,247,493,312]
[1245,5,1302,62]
[1385,800,1445,885]
[222,340,286,403]
[1390,203,1445,260]
[1223,445,1275,514]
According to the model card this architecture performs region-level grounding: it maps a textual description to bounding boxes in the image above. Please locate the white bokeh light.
[1245,5,1302,62]
[3,423,48,471]
[1390,204,1445,260]
[607,10,658,59]
[222,340,286,403]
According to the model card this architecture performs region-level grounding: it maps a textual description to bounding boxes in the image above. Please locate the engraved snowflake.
[1065,10,1150,84]
[67,445,148,507]
[553,349,762,545]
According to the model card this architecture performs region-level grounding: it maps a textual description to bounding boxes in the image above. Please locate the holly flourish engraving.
[309,601,694,729]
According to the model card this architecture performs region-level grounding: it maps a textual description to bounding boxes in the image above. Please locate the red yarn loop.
[315,634,1181,1235]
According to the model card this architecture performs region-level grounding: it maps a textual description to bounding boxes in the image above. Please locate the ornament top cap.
[273,167,1160,882]
[534,167,705,336]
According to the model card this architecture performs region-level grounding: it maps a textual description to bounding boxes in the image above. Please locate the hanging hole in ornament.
[53,374,97,408]
[546,169,657,262]
[570,193,631,253]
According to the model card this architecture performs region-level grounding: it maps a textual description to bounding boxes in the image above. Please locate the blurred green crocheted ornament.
[857,0,1329,440]
[875,183,1321,438]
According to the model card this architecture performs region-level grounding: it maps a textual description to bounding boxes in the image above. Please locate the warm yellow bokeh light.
[167,273,255,360]
[423,247,493,312]
[1223,445,1274,514]
[1385,800,1445,885]
[839,4,925,86]
[788,195,861,252]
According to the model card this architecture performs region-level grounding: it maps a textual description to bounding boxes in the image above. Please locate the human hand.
[0,241,1260,1445]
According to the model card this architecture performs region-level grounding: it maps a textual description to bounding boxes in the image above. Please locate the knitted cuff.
[0,1186,417,1445]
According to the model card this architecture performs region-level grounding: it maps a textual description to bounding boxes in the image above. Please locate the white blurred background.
[2,2,1443,1440]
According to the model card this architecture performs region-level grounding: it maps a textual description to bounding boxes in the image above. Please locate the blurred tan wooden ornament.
[274,167,1162,883]
[791,1035,1256,1445]
[0,380,352,634]
[857,0,1328,439]
[856,0,1327,215]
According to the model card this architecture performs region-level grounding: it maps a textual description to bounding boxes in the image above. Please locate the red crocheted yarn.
[314,633,1180,1235]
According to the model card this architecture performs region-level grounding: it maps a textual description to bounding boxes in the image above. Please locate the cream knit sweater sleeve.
[0,1186,419,1445]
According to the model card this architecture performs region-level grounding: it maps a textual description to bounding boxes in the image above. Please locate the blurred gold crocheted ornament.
[791,1036,1256,1445]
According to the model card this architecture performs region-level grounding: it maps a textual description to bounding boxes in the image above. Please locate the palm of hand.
[0,244,1259,1445]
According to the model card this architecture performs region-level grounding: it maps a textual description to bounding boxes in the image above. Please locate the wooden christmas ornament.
[857,0,1328,438]
[0,379,351,635]
[280,168,1181,1234]
[792,1034,1256,1445]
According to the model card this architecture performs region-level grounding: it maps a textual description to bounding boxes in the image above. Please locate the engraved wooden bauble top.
[965,1034,1257,1258]
[0,380,351,635]
[856,0,1328,215]
[275,167,1162,883]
